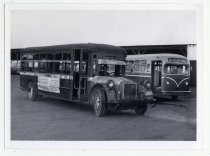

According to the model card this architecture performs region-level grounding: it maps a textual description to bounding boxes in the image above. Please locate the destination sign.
[168,58,187,63]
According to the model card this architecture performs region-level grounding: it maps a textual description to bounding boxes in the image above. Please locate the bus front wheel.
[91,88,107,117]
[27,81,38,101]
[135,104,147,115]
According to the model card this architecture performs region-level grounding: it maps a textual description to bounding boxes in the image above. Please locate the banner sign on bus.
[38,76,60,93]
[126,60,150,74]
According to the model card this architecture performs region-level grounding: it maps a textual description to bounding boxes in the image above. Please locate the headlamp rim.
[107,80,114,88]
[145,81,151,89]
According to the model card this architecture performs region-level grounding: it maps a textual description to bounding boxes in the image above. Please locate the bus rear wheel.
[91,88,107,117]
[135,104,147,115]
[27,81,38,101]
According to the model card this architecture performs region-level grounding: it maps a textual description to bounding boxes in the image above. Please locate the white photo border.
[4,3,204,150]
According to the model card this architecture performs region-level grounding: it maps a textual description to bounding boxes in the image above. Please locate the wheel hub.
[95,96,100,109]
[28,87,33,98]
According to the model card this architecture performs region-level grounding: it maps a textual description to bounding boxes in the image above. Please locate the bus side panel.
[59,77,72,100]
[38,90,61,98]
[37,77,73,100]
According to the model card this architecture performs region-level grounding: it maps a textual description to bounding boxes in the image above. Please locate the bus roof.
[126,53,187,60]
[22,43,126,54]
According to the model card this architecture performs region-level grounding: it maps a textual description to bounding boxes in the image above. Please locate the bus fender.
[89,84,107,104]
[27,79,34,87]
[137,85,146,100]
[27,79,38,92]
[141,80,151,86]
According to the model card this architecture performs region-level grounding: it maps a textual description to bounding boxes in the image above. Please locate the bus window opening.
[98,64,125,77]
[164,64,189,75]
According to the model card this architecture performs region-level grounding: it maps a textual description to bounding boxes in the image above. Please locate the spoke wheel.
[27,81,38,101]
[91,88,107,117]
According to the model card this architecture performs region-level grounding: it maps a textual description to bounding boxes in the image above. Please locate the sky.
[11,10,196,49]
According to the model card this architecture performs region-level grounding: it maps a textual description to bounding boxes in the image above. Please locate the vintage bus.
[126,54,191,100]
[19,43,153,116]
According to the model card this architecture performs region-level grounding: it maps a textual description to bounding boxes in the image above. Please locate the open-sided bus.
[126,54,191,100]
[19,43,153,116]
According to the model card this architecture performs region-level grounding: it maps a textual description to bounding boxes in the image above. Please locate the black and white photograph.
[5,4,204,149]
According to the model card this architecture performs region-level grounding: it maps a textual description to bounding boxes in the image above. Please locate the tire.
[27,81,38,101]
[135,104,147,115]
[90,88,107,117]
[171,95,178,100]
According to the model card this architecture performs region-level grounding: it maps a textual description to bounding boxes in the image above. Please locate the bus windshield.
[98,64,125,77]
[164,64,189,75]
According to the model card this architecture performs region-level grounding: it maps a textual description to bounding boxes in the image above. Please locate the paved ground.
[11,75,196,141]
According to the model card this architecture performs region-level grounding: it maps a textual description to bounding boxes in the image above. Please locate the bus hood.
[88,76,136,85]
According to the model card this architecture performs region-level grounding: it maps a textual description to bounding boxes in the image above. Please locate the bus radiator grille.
[123,84,136,99]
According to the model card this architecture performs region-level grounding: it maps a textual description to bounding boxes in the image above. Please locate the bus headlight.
[145,82,151,89]
[166,81,170,85]
[185,81,189,85]
[107,80,114,88]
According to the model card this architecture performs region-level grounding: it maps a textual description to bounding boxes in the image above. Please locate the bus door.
[72,49,81,100]
[151,61,162,90]
[60,51,72,100]
[78,51,89,102]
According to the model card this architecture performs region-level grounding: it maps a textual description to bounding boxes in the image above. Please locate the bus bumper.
[108,96,153,108]
[107,89,154,104]
[160,90,191,96]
